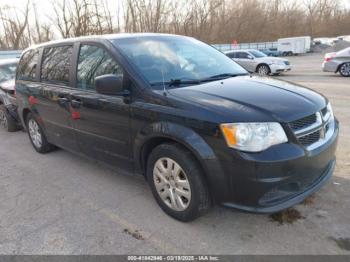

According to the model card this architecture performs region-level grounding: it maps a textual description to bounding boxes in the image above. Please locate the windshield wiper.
[203,73,248,81]
[149,73,248,88]
[150,78,201,87]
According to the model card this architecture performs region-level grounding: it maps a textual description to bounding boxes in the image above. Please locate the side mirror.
[247,55,254,60]
[95,74,123,95]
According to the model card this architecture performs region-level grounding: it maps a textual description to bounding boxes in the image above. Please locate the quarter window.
[77,44,123,90]
[41,46,73,84]
[17,50,39,81]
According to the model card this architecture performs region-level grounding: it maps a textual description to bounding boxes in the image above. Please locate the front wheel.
[147,143,211,222]
[257,64,271,76]
[339,62,350,77]
[26,113,55,153]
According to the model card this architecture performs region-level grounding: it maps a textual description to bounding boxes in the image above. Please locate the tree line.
[0,0,349,50]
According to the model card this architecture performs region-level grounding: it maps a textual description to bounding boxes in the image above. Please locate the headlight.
[220,122,288,152]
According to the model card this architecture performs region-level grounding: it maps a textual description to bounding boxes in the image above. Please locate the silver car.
[225,49,291,76]
[322,47,350,77]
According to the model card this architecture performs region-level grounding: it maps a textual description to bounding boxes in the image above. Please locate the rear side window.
[236,52,250,59]
[41,46,73,84]
[77,44,123,90]
[17,50,39,81]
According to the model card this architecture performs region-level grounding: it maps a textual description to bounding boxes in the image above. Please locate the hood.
[0,79,15,91]
[168,76,326,123]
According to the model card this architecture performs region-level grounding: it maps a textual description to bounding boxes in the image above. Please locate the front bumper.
[219,120,339,213]
[270,64,292,74]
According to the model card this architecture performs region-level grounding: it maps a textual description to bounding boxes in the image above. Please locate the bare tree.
[0,0,30,50]
[1,0,350,50]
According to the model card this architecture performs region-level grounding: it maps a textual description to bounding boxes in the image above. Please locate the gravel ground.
[0,53,349,255]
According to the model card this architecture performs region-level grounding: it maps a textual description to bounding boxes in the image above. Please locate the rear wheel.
[147,143,211,222]
[339,62,350,77]
[0,104,19,132]
[26,113,55,153]
[257,64,271,76]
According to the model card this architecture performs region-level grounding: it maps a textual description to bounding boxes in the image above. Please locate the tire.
[26,112,55,153]
[0,104,19,132]
[146,143,211,222]
[339,62,350,77]
[256,64,271,76]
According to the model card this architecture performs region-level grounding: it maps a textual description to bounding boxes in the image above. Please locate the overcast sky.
[0,0,349,30]
[1,0,350,15]
[0,0,121,24]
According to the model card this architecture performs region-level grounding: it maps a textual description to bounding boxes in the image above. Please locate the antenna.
[158,42,167,96]
[161,66,167,96]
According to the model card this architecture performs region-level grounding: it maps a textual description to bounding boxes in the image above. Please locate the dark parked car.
[0,58,21,132]
[260,48,282,57]
[15,34,338,221]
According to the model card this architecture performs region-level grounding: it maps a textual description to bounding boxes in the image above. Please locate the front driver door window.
[77,45,123,90]
[71,43,133,171]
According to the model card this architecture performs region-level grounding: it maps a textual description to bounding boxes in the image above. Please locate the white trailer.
[277,36,311,56]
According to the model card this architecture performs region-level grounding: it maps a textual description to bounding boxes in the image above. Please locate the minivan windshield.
[249,50,267,58]
[112,36,248,88]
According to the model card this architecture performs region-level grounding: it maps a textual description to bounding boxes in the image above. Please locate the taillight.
[324,53,336,62]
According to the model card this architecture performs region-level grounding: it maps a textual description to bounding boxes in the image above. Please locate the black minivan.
[16,34,338,221]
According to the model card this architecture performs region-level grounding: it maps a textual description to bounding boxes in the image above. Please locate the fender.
[133,121,229,202]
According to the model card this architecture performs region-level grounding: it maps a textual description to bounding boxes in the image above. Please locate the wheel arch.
[133,121,227,202]
[336,62,350,73]
[134,122,217,175]
[256,63,270,73]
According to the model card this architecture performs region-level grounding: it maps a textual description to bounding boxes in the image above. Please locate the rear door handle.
[71,99,82,109]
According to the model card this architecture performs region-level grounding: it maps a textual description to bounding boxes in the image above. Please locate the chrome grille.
[289,114,316,131]
[325,123,330,133]
[289,105,334,150]
[298,130,321,146]
[321,106,328,117]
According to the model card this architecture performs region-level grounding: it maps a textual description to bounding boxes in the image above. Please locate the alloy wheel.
[258,65,269,76]
[0,109,8,130]
[340,63,350,77]
[153,157,191,211]
[28,119,42,148]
